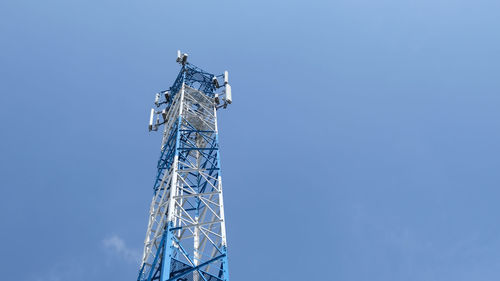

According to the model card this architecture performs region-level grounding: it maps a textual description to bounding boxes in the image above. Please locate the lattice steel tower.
[138,51,232,281]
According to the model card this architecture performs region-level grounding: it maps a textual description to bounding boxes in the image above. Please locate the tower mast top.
[148,51,232,132]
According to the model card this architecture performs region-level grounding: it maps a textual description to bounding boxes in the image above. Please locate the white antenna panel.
[149,108,155,131]
[225,84,232,104]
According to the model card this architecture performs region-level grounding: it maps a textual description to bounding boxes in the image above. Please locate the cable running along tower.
[138,51,232,281]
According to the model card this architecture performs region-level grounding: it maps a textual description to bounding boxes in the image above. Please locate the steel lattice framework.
[138,56,231,281]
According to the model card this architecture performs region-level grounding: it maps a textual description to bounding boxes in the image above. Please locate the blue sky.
[1,0,500,280]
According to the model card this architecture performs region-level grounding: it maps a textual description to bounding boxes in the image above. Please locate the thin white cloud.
[103,234,141,264]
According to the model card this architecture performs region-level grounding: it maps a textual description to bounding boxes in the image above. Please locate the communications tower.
[138,51,232,281]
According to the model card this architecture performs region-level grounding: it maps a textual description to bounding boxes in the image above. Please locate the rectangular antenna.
[149,108,155,131]
[225,84,232,104]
